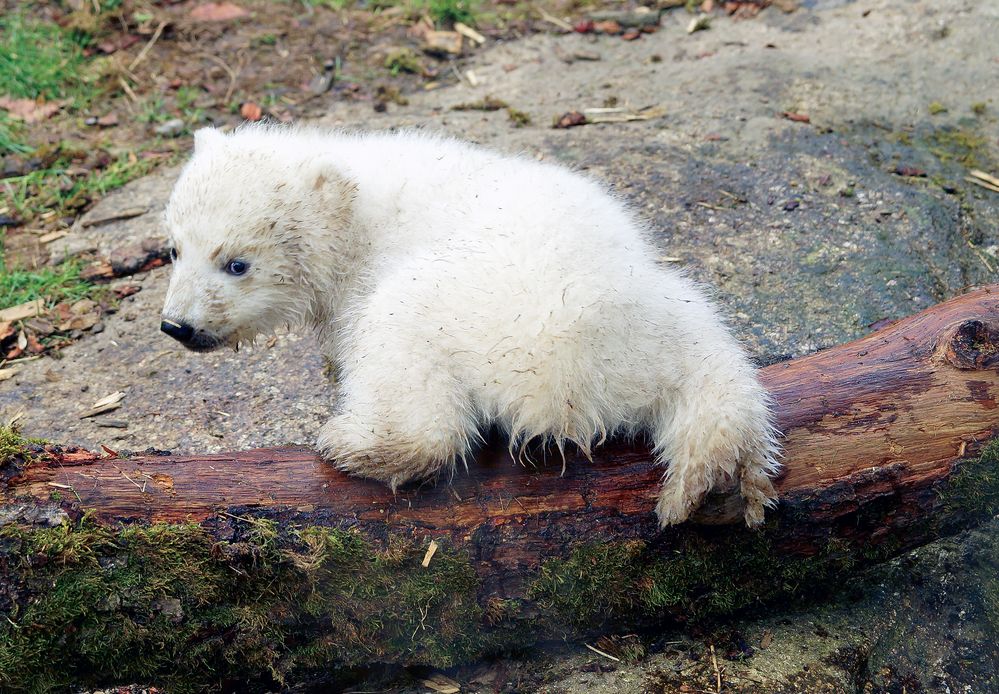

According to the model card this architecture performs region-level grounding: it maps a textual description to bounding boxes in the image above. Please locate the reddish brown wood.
[5,286,999,570]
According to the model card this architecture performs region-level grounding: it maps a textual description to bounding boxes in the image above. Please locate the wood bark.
[8,286,999,540]
[2,285,999,689]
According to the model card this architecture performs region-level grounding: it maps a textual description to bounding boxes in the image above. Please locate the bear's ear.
[308,159,357,220]
[193,127,224,153]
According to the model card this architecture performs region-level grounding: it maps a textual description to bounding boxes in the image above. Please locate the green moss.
[972,102,987,116]
[0,425,44,468]
[384,48,423,76]
[506,107,531,127]
[529,531,858,627]
[452,96,508,112]
[0,518,485,692]
[939,438,999,520]
[4,439,996,689]
[928,101,948,115]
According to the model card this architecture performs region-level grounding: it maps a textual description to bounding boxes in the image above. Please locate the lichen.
[0,517,485,692]
[924,126,992,170]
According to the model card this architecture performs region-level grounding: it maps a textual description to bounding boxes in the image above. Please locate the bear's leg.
[649,344,780,528]
[316,358,478,490]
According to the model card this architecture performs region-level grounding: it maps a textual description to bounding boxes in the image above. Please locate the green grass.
[0,14,87,100]
[3,151,154,224]
[0,112,31,155]
[0,152,156,312]
[421,0,479,25]
[0,245,92,312]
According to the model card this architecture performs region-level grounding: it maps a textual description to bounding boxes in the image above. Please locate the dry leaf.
[420,673,461,693]
[781,111,811,123]
[81,391,126,419]
[91,391,125,409]
[59,313,100,332]
[189,2,249,21]
[686,15,711,33]
[38,230,69,244]
[16,330,27,351]
[0,96,67,123]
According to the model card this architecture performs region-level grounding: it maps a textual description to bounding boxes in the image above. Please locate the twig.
[200,52,239,104]
[966,175,999,194]
[537,7,573,32]
[710,644,722,693]
[967,240,996,273]
[584,643,621,662]
[110,462,145,493]
[970,169,999,187]
[117,77,139,103]
[217,510,274,529]
[421,539,440,567]
[129,20,167,71]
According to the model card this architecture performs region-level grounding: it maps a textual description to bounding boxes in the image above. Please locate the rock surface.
[4,0,999,690]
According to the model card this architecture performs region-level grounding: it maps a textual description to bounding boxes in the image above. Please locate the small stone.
[154,118,186,137]
[588,8,660,28]
[2,156,25,178]
[84,116,99,126]
[423,30,463,56]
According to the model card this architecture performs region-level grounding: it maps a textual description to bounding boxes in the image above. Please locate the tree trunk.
[2,286,999,691]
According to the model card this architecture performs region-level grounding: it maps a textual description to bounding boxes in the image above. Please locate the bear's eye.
[169,247,178,262]
[225,259,249,276]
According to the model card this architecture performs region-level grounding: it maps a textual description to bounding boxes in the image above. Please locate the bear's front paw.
[316,414,388,479]
[739,448,779,527]
[316,414,454,490]
[654,420,780,529]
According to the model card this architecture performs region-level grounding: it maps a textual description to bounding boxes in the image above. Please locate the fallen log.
[2,286,999,691]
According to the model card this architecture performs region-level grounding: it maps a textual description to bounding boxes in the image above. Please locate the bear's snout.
[161,319,224,352]
[161,319,194,343]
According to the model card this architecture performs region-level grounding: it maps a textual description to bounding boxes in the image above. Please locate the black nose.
[161,319,194,343]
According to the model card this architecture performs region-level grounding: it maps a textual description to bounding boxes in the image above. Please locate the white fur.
[161,124,781,527]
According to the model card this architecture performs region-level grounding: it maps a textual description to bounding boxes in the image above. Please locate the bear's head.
[160,126,353,351]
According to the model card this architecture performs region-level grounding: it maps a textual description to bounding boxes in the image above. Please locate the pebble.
[154,118,186,137]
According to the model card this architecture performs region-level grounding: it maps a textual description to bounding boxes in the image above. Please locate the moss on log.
[3,286,999,691]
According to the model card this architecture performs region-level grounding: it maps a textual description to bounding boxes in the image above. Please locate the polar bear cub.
[160,124,780,527]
